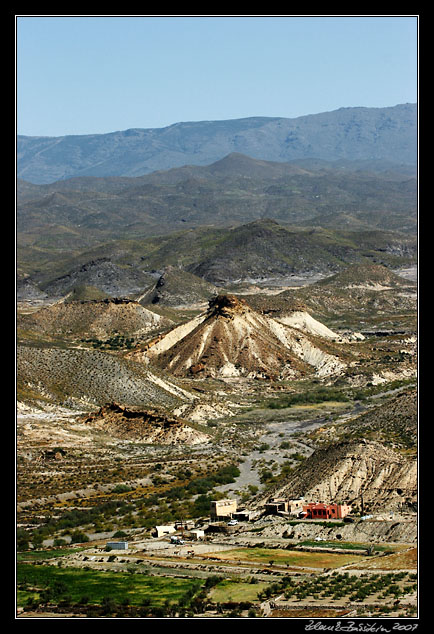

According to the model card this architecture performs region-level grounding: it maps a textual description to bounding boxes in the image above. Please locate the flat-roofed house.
[265,497,304,516]
[302,502,352,519]
[152,525,176,538]
[210,499,237,520]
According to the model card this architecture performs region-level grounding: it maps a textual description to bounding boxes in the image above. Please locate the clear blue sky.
[16,15,418,137]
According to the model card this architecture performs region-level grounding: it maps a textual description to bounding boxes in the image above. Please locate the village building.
[232,509,256,521]
[301,502,352,520]
[210,499,237,521]
[185,529,205,541]
[265,497,304,516]
[152,525,176,538]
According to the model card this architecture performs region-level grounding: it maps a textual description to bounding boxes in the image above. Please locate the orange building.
[302,502,351,519]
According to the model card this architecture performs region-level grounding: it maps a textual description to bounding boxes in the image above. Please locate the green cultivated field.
[209,580,269,603]
[17,563,201,607]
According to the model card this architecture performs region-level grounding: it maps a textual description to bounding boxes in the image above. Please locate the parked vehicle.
[170,536,185,544]
[227,520,238,526]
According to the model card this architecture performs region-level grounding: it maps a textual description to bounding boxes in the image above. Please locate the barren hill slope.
[138,266,219,307]
[247,263,417,331]
[308,387,417,454]
[138,294,347,379]
[316,262,416,288]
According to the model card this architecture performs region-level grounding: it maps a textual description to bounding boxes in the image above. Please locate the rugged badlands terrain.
[17,252,417,620]
[15,106,418,618]
[18,297,171,341]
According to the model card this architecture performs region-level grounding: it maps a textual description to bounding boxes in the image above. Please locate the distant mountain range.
[17,103,417,184]
[17,151,417,263]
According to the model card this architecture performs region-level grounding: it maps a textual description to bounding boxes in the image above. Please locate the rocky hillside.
[314,263,417,289]
[81,402,209,445]
[260,439,416,513]
[247,263,417,331]
[138,294,348,379]
[18,220,417,294]
[17,298,171,341]
[38,258,155,299]
[185,221,416,285]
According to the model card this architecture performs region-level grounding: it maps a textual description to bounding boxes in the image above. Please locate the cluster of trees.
[21,571,259,618]
[265,387,351,410]
[281,571,416,603]
[18,464,240,550]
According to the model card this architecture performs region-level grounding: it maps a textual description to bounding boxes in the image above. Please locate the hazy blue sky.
[16,15,418,137]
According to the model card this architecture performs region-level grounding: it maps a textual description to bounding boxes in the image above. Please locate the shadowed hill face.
[138,267,219,307]
[39,258,155,298]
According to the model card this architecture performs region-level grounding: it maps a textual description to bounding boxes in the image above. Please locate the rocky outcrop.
[82,402,209,445]
[208,294,249,317]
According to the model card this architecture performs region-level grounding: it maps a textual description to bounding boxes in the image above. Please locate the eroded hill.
[137,294,349,380]
[306,387,417,455]
[137,266,219,308]
[245,263,417,333]
[17,345,196,411]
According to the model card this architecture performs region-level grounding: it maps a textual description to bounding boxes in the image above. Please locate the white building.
[153,525,176,538]
[210,499,237,520]
[186,529,205,541]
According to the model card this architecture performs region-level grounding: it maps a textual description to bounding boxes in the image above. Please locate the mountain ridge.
[17,103,417,184]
